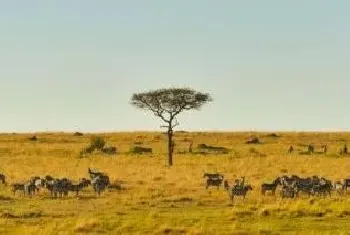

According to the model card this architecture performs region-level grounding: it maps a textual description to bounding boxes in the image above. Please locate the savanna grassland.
[1,131,350,235]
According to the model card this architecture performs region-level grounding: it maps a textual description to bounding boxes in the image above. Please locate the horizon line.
[2,129,350,134]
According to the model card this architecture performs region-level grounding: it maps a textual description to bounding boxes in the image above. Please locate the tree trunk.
[167,127,173,166]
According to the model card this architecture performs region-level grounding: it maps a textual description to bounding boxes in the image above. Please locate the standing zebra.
[261,177,282,196]
[88,168,110,195]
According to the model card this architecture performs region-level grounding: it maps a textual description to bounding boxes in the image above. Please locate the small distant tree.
[130,87,212,166]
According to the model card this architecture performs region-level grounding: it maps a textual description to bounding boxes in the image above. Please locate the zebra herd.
[260,175,333,198]
[204,173,350,201]
[0,168,111,198]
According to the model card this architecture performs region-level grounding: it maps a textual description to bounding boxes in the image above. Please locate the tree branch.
[138,97,170,123]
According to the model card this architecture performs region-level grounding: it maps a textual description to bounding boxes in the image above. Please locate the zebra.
[68,183,85,196]
[280,184,297,198]
[334,181,345,195]
[88,168,105,179]
[46,178,72,198]
[311,177,332,197]
[290,175,313,197]
[280,175,295,186]
[11,183,25,196]
[228,184,253,202]
[34,178,46,192]
[261,177,282,196]
[88,168,110,195]
[24,182,37,197]
[203,173,224,190]
[29,176,46,193]
[12,182,36,196]
[67,178,91,196]
[91,175,110,195]
[343,178,350,190]
[45,175,54,181]
[79,178,91,188]
[278,176,298,198]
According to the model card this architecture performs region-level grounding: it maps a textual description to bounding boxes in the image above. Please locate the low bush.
[101,146,117,155]
[130,146,152,154]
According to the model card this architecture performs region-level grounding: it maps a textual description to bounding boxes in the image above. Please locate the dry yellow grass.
[1,131,350,234]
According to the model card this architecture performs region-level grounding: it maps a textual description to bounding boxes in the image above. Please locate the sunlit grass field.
[1,131,350,234]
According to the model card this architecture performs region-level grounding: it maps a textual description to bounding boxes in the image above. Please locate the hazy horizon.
[1,1,350,132]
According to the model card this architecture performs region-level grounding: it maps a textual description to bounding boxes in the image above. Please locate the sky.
[0,0,350,132]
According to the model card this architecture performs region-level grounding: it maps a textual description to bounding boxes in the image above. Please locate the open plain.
[1,131,350,235]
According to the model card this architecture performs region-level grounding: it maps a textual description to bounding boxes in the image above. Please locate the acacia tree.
[130,88,212,166]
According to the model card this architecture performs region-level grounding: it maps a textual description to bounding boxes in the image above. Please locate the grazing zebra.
[12,182,36,196]
[68,183,85,196]
[312,178,332,197]
[203,173,224,190]
[0,173,6,185]
[228,184,253,202]
[79,178,91,188]
[11,183,25,196]
[46,178,72,198]
[261,177,281,196]
[67,178,91,196]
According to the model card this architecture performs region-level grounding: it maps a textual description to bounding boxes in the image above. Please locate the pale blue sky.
[1,1,349,132]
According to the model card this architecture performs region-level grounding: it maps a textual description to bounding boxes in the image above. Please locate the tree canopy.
[131,88,212,123]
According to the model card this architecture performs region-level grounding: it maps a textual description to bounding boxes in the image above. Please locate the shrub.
[131,146,152,154]
[74,132,84,136]
[266,133,280,138]
[197,143,229,153]
[90,136,105,150]
[101,146,117,155]
[29,135,37,141]
[246,137,261,144]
